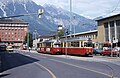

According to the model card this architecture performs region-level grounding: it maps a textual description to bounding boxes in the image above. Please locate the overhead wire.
[102,0,120,17]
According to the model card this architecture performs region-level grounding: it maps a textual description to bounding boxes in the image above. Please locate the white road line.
[18,52,113,78]
[19,53,56,78]
[34,62,56,78]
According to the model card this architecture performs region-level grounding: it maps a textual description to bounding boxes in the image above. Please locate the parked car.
[101,48,117,56]
[7,46,13,52]
[93,48,103,55]
[112,47,120,56]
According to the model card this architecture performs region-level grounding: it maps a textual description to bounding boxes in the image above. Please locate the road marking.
[34,62,56,78]
[49,59,112,78]
[24,54,31,57]
[18,53,56,78]
[18,52,113,78]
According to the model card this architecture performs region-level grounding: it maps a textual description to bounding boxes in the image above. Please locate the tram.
[37,39,62,54]
[61,37,93,56]
[37,37,93,56]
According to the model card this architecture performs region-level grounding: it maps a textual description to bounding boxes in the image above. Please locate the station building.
[70,30,98,43]
[96,13,120,47]
[0,19,28,48]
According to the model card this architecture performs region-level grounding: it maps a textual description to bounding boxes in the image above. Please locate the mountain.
[44,4,97,33]
[0,0,97,36]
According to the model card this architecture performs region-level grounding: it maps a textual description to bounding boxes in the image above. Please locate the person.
[29,47,31,52]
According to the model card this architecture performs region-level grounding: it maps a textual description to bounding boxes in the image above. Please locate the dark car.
[93,48,103,55]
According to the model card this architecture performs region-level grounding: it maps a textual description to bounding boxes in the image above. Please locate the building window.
[104,22,108,28]
[110,21,114,27]
[116,19,120,26]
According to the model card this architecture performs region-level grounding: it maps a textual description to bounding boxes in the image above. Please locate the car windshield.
[7,46,13,49]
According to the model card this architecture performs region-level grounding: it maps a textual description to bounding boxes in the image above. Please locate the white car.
[7,46,13,52]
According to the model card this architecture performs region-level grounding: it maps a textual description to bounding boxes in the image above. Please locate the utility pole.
[73,15,76,38]
[70,0,72,38]
[27,32,29,49]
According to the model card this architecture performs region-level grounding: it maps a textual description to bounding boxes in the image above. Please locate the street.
[0,50,120,78]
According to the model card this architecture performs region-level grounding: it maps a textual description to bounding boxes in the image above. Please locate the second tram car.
[61,37,93,56]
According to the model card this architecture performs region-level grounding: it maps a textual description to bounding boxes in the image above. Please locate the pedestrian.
[29,47,31,52]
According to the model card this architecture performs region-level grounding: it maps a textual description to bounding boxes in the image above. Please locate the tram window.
[45,43,51,47]
[53,44,60,47]
[71,42,74,47]
[71,42,79,47]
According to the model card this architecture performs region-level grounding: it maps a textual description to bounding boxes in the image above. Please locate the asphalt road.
[0,50,120,78]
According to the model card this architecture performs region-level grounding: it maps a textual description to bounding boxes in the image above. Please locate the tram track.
[94,62,115,78]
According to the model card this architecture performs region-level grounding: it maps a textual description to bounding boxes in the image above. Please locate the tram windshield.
[53,43,61,47]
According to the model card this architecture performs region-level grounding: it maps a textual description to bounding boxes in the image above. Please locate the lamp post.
[65,29,69,57]
[70,0,72,38]
[73,15,76,38]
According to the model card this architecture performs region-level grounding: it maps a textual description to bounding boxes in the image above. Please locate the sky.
[34,0,120,19]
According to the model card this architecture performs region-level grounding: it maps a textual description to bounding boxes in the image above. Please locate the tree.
[57,30,64,39]
[24,32,33,48]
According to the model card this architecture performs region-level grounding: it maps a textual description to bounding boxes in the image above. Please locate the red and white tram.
[37,37,93,56]
[37,39,62,54]
[61,37,93,56]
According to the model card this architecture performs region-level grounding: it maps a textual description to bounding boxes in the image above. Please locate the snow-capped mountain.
[44,4,97,33]
[0,0,97,36]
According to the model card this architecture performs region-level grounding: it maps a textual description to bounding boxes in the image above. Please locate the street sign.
[113,39,118,43]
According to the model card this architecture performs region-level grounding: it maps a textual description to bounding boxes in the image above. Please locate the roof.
[71,30,98,36]
[96,13,120,21]
[60,37,89,42]
[39,36,51,39]
[44,39,60,43]
[0,19,28,24]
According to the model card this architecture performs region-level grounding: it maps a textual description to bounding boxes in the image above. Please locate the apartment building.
[0,19,28,48]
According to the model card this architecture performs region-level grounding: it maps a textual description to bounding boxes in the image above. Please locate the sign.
[113,39,118,43]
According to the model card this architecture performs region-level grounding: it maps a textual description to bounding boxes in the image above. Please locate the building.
[68,30,98,43]
[97,13,120,47]
[0,19,28,48]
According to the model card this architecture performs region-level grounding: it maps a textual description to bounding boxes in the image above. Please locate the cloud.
[34,0,120,19]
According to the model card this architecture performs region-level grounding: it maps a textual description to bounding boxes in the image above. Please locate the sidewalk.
[55,55,120,66]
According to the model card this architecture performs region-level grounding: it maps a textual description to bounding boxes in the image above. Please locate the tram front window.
[53,44,61,47]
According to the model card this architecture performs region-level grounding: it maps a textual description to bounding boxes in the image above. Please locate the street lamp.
[73,15,76,38]
[0,9,44,19]
[38,9,44,18]
[70,0,72,38]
